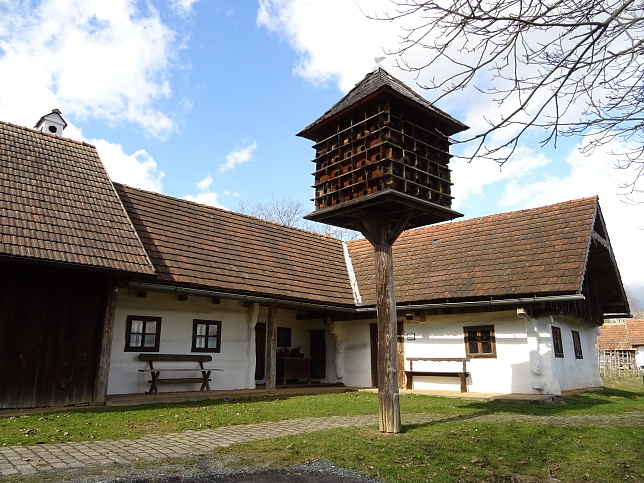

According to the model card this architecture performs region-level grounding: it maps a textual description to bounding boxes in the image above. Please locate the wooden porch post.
[93,284,118,404]
[265,303,277,393]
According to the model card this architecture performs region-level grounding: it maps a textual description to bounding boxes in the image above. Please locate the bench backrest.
[139,353,212,362]
[407,357,469,372]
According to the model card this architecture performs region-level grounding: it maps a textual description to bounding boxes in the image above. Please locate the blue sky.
[1,0,642,306]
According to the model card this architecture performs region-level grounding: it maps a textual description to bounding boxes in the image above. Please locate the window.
[572,330,583,359]
[277,327,292,347]
[192,319,222,352]
[464,325,496,358]
[552,326,564,358]
[125,315,161,352]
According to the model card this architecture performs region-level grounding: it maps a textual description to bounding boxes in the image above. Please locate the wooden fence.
[598,350,643,378]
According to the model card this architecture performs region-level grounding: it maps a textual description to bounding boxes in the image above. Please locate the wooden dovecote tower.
[298,67,468,232]
[299,68,468,434]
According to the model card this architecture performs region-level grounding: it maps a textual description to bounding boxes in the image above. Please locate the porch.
[105,385,554,407]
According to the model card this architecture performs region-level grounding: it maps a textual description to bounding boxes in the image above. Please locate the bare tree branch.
[369,0,644,197]
[236,196,360,241]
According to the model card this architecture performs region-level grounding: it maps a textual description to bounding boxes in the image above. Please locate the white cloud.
[257,0,399,92]
[184,177,241,209]
[196,173,213,191]
[450,147,552,211]
[219,141,257,173]
[169,0,199,17]
[91,138,164,192]
[184,191,225,209]
[0,0,181,137]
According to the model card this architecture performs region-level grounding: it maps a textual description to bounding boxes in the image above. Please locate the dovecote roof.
[298,68,468,139]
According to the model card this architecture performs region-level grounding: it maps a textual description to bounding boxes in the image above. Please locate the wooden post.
[93,283,118,404]
[374,233,401,433]
[265,303,277,393]
[358,215,409,434]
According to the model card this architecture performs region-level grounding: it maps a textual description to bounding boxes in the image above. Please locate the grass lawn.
[1,375,642,482]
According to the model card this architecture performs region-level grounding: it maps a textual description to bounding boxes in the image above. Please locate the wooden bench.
[138,354,223,395]
[405,357,470,393]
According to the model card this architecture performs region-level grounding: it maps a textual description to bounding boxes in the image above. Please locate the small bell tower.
[34,109,67,135]
[298,68,468,434]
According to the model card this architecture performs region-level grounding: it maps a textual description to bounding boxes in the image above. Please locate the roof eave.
[0,253,157,278]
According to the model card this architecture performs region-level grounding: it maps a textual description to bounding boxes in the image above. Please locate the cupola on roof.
[34,109,67,135]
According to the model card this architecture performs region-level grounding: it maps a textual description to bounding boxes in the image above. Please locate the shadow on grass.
[454,387,642,416]
[401,411,492,433]
[0,394,311,418]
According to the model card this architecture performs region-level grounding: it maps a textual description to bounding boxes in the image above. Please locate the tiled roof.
[599,320,644,350]
[347,197,599,305]
[298,68,468,138]
[0,122,155,275]
[114,184,356,307]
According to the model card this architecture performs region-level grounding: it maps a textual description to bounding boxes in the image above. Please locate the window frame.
[125,315,162,352]
[571,330,583,359]
[463,325,497,358]
[277,327,292,348]
[191,319,222,353]
[552,326,564,358]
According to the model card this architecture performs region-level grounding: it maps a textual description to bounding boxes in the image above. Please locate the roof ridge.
[345,196,600,250]
[0,120,95,148]
[415,196,599,232]
[113,182,342,241]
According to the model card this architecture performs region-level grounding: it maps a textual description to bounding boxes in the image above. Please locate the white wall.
[108,290,340,395]
[333,310,603,395]
[108,290,603,396]
[108,290,259,395]
[548,314,603,392]
[403,311,532,394]
[330,320,373,387]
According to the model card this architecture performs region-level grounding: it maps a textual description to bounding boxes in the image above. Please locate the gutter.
[128,282,358,313]
[129,282,585,315]
[356,294,586,312]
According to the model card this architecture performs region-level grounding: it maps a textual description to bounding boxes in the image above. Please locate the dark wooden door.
[0,262,106,409]
[310,330,326,379]
[255,323,266,380]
